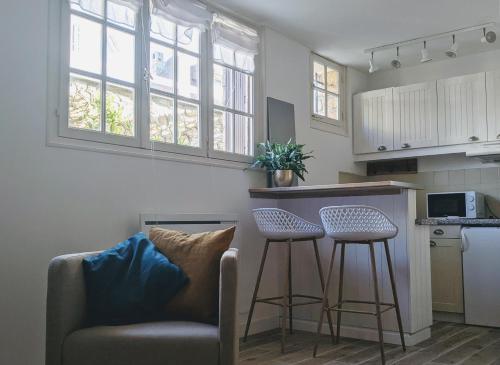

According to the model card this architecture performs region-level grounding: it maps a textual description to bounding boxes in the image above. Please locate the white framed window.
[54,0,261,164]
[310,53,346,135]
[61,0,142,147]
[209,15,259,161]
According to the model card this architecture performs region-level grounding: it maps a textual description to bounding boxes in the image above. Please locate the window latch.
[143,68,151,82]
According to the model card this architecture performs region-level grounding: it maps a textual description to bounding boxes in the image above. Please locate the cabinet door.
[437,73,487,146]
[394,81,438,150]
[430,238,464,313]
[353,88,394,154]
[486,70,500,141]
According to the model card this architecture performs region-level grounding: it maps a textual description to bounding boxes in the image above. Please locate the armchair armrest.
[218,248,239,365]
[46,251,100,365]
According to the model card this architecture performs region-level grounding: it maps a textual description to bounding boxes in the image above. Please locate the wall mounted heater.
[140,213,239,244]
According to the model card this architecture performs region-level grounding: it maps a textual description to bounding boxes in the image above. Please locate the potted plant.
[252,140,313,187]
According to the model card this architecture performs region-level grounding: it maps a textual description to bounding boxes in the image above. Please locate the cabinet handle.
[433,229,444,235]
[430,240,437,247]
[468,136,479,142]
[402,143,411,149]
[377,145,387,151]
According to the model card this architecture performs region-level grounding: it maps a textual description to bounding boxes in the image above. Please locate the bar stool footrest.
[256,294,323,307]
[325,299,396,316]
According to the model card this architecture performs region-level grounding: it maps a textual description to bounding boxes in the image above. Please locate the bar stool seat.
[313,205,405,365]
[253,208,325,240]
[244,208,334,353]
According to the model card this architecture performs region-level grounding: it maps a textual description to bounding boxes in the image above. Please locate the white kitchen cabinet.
[430,238,464,313]
[353,88,394,154]
[486,70,500,142]
[437,73,487,146]
[394,81,438,150]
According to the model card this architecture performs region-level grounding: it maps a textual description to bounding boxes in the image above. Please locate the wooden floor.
[240,322,500,365]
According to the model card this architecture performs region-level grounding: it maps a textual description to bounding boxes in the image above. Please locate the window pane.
[107,0,136,29]
[313,61,325,88]
[107,27,135,83]
[177,52,199,100]
[214,109,233,152]
[177,25,200,54]
[234,115,252,155]
[70,0,104,17]
[327,94,339,120]
[327,67,339,93]
[69,74,101,131]
[70,15,102,74]
[106,83,135,136]
[213,44,235,67]
[150,94,174,144]
[313,89,325,116]
[150,43,174,93]
[177,101,199,147]
[213,64,233,108]
[234,71,253,113]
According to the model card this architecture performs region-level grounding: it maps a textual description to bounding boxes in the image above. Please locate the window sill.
[310,118,348,137]
[47,135,253,170]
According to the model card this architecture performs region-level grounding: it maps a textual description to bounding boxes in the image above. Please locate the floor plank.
[240,322,500,365]
[461,339,500,365]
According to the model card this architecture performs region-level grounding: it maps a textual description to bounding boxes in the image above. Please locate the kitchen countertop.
[249,181,421,199]
[416,218,500,226]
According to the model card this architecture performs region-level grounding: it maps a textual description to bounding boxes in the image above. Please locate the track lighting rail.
[364,22,495,54]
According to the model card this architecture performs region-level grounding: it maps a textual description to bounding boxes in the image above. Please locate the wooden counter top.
[249,181,421,199]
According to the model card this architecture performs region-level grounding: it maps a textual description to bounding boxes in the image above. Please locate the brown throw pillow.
[149,226,235,323]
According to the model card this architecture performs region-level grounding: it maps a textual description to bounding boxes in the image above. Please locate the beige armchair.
[46,248,239,365]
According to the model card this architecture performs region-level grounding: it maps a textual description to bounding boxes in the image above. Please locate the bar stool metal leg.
[288,242,293,335]
[384,239,406,351]
[336,242,346,344]
[313,241,338,357]
[243,239,270,342]
[369,242,386,365]
[312,239,335,342]
[281,239,291,353]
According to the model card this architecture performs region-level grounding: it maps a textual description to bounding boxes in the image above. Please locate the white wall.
[264,28,367,184]
[367,49,500,172]
[0,3,364,365]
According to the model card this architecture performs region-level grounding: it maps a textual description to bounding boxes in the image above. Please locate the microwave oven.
[427,191,486,219]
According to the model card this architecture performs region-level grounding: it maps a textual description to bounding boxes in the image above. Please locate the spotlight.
[420,41,432,63]
[445,34,458,58]
[481,28,497,43]
[369,52,378,73]
[391,47,401,69]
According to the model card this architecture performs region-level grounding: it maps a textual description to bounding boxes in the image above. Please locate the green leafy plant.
[252,140,313,181]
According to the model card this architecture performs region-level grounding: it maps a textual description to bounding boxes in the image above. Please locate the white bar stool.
[245,208,335,353]
[313,205,406,364]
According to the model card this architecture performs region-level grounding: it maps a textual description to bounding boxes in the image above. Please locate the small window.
[310,54,346,134]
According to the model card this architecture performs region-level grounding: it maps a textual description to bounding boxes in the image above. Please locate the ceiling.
[208,0,500,72]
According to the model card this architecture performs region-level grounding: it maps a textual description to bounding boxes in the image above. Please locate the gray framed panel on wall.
[267,97,296,143]
[266,97,297,186]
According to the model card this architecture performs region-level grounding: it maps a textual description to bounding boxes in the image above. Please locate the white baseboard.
[239,315,280,337]
[240,315,431,346]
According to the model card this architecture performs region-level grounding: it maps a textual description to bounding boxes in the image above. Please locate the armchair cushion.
[63,321,219,365]
[82,232,188,325]
[149,226,235,324]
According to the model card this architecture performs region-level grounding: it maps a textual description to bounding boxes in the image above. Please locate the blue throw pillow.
[82,232,188,325]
